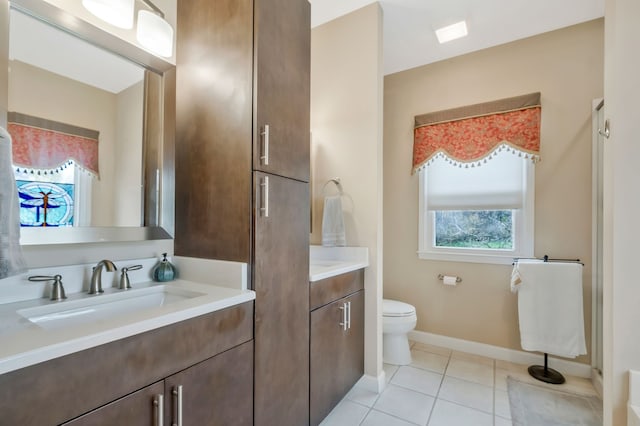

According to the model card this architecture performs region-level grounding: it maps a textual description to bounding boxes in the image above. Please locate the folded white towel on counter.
[322,195,346,247]
[0,127,27,280]
[516,260,586,358]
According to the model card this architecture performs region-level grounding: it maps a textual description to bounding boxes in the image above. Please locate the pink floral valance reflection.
[8,112,100,177]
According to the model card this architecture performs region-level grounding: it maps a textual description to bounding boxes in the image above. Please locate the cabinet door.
[310,290,365,426]
[165,340,253,426]
[254,0,311,182]
[62,381,164,426]
[254,172,310,425]
[175,0,254,262]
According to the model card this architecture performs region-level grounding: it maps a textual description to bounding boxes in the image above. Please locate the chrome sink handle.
[119,264,142,290]
[28,275,67,301]
[89,260,117,294]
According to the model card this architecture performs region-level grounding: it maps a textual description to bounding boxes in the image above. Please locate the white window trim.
[74,165,93,227]
[417,161,535,265]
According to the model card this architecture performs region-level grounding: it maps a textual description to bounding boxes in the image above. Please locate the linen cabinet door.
[175,0,254,263]
[61,382,164,426]
[164,341,254,426]
[253,172,310,426]
[310,290,365,426]
[254,0,311,182]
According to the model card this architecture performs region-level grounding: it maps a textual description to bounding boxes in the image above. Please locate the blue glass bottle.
[152,253,176,282]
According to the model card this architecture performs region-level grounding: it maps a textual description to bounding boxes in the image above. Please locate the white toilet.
[382,299,417,365]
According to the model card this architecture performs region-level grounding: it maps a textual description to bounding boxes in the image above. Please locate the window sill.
[417,250,521,265]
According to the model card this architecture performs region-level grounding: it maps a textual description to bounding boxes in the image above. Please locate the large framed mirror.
[1,0,175,245]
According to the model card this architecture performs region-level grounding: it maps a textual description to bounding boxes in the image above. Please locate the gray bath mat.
[507,377,603,425]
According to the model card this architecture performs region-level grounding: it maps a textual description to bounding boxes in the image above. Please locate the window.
[418,148,534,264]
[14,162,92,227]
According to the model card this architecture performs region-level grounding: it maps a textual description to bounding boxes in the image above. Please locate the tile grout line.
[425,349,452,426]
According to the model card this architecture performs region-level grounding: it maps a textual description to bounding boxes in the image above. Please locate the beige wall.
[310,3,384,383]
[384,20,604,365]
[603,0,640,423]
[114,81,144,226]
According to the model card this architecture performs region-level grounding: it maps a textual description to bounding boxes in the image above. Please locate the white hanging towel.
[0,126,27,280]
[321,195,346,247]
[514,260,586,358]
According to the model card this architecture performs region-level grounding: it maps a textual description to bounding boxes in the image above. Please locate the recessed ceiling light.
[435,21,468,44]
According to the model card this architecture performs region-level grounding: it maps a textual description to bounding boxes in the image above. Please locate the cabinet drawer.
[0,301,253,425]
[310,269,364,310]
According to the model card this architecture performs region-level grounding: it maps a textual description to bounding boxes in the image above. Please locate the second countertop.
[309,246,369,282]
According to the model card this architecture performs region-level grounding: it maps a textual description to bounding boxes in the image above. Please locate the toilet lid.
[383,299,416,317]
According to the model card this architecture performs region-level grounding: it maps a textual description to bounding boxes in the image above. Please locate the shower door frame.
[591,98,605,381]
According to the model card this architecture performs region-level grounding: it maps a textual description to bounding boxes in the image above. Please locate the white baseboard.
[408,330,592,378]
[357,371,386,393]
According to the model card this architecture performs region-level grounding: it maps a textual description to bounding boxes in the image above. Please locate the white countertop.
[309,246,369,282]
[0,280,255,375]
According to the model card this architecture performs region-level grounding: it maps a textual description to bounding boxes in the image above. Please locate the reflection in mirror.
[8,8,145,228]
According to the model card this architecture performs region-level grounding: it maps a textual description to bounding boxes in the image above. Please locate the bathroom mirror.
[2,0,175,245]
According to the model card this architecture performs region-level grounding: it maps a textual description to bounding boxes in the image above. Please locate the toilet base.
[383,333,412,365]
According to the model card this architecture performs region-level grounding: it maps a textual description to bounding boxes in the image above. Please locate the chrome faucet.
[89,260,117,294]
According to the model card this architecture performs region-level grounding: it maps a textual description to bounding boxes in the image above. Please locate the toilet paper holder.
[437,274,462,283]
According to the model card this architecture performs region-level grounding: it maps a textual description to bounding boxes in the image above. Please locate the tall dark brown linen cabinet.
[175,0,311,425]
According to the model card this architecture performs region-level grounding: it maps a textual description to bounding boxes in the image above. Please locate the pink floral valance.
[412,93,541,173]
[8,112,100,177]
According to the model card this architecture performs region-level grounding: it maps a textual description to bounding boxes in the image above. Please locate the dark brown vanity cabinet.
[61,381,165,426]
[174,0,310,262]
[162,340,254,426]
[175,0,311,425]
[63,341,253,426]
[0,303,253,426]
[310,270,365,426]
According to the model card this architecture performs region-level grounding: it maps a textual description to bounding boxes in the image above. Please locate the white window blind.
[426,149,526,211]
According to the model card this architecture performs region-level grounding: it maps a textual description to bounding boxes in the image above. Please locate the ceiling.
[8,1,606,92]
[9,9,144,94]
[310,0,605,75]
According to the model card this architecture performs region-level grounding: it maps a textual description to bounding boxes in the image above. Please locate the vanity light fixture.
[82,0,135,29]
[136,0,174,58]
[435,20,468,44]
[82,0,174,58]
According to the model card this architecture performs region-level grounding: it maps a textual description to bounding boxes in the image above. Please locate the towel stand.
[513,255,583,266]
[515,254,582,385]
[528,353,565,384]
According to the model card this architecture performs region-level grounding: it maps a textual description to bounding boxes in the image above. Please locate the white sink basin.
[18,285,206,330]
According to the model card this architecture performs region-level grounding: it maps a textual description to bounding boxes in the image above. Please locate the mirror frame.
[1,0,175,245]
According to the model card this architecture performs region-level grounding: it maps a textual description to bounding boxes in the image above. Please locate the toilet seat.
[383,299,416,317]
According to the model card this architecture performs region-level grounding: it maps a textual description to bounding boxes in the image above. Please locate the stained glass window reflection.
[15,166,75,227]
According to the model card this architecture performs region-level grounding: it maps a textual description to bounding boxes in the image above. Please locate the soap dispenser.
[152,253,177,282]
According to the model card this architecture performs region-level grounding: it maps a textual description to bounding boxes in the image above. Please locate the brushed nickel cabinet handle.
[153,394,164,426]
[339,303,347,331]
[260,176,270,218]
[346,301,352,329]
[261,124,270,165]
[171,385,183,426]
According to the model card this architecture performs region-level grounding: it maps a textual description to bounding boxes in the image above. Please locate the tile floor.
[320,342,600,426]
